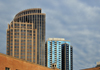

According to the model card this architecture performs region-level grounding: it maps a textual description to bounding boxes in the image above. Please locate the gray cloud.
[0,0,100,70]
[45,0,100,70]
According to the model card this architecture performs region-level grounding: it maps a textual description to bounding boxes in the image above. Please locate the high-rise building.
[6,8,46,66]
[45,38,73,70]
[62,43,73,70]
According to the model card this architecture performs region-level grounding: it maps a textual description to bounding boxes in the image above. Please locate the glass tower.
[45,38,73,70]
[62,43,73,70]
[6,8,46,66]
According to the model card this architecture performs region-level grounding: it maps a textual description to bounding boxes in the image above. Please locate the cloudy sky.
[0,0,100,70]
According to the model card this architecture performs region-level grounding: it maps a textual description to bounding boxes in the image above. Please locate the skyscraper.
[6,8,46,66]
[62,43,73,70]
[45,38,73,70]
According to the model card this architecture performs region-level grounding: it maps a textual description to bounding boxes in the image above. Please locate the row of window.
[10,46,35,49]
[14,33,36,36]
[16,10,41,17]
[14,29,35,32]
[16,15,45,23]
[14,25,32,28]
[14,53,19,55]
[10,39,35,42]
[14,36,35,39]
[14,52,36,55]
[14,24,32,26]
[49,42,61,43]
[10,49,35,52]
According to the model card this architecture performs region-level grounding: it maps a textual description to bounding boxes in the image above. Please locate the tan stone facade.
[7,22,37,63]
[6,8,46,66]
[0,53,59,70]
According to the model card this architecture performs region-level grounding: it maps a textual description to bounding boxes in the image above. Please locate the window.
[7,44,9,46]
[5,67,10,70]
[33,37,35,39]
[7,38,9,40]
[11,36,13,38]
[15,29,19,32]
[21,24,26,26]
[21,30,26,32]
[11,33,13,35]
[21,40,25,42]
[7,34,9,36]
[7,31,10,33]
[33,31,35,33]
[10,43,13,45]
[10,46,12,48]
[15,33,19,35]
[11,39,13,42]
[33,34,35,36]
[34,41,35,43]
[27,24,30,26]
[30,30,32,32]
[33,44,35,46]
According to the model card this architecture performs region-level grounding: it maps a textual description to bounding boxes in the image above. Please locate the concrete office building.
[6,8,46,66]
[45,38,73,70]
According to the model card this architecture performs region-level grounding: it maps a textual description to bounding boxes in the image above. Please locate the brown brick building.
[0,53,59,70]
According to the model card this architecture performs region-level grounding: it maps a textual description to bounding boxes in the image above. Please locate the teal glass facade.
[45,38,72,70]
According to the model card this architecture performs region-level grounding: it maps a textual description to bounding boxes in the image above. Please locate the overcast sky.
[0,0,100,70]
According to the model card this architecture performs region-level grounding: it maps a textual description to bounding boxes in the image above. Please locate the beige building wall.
[7,21,37,64]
